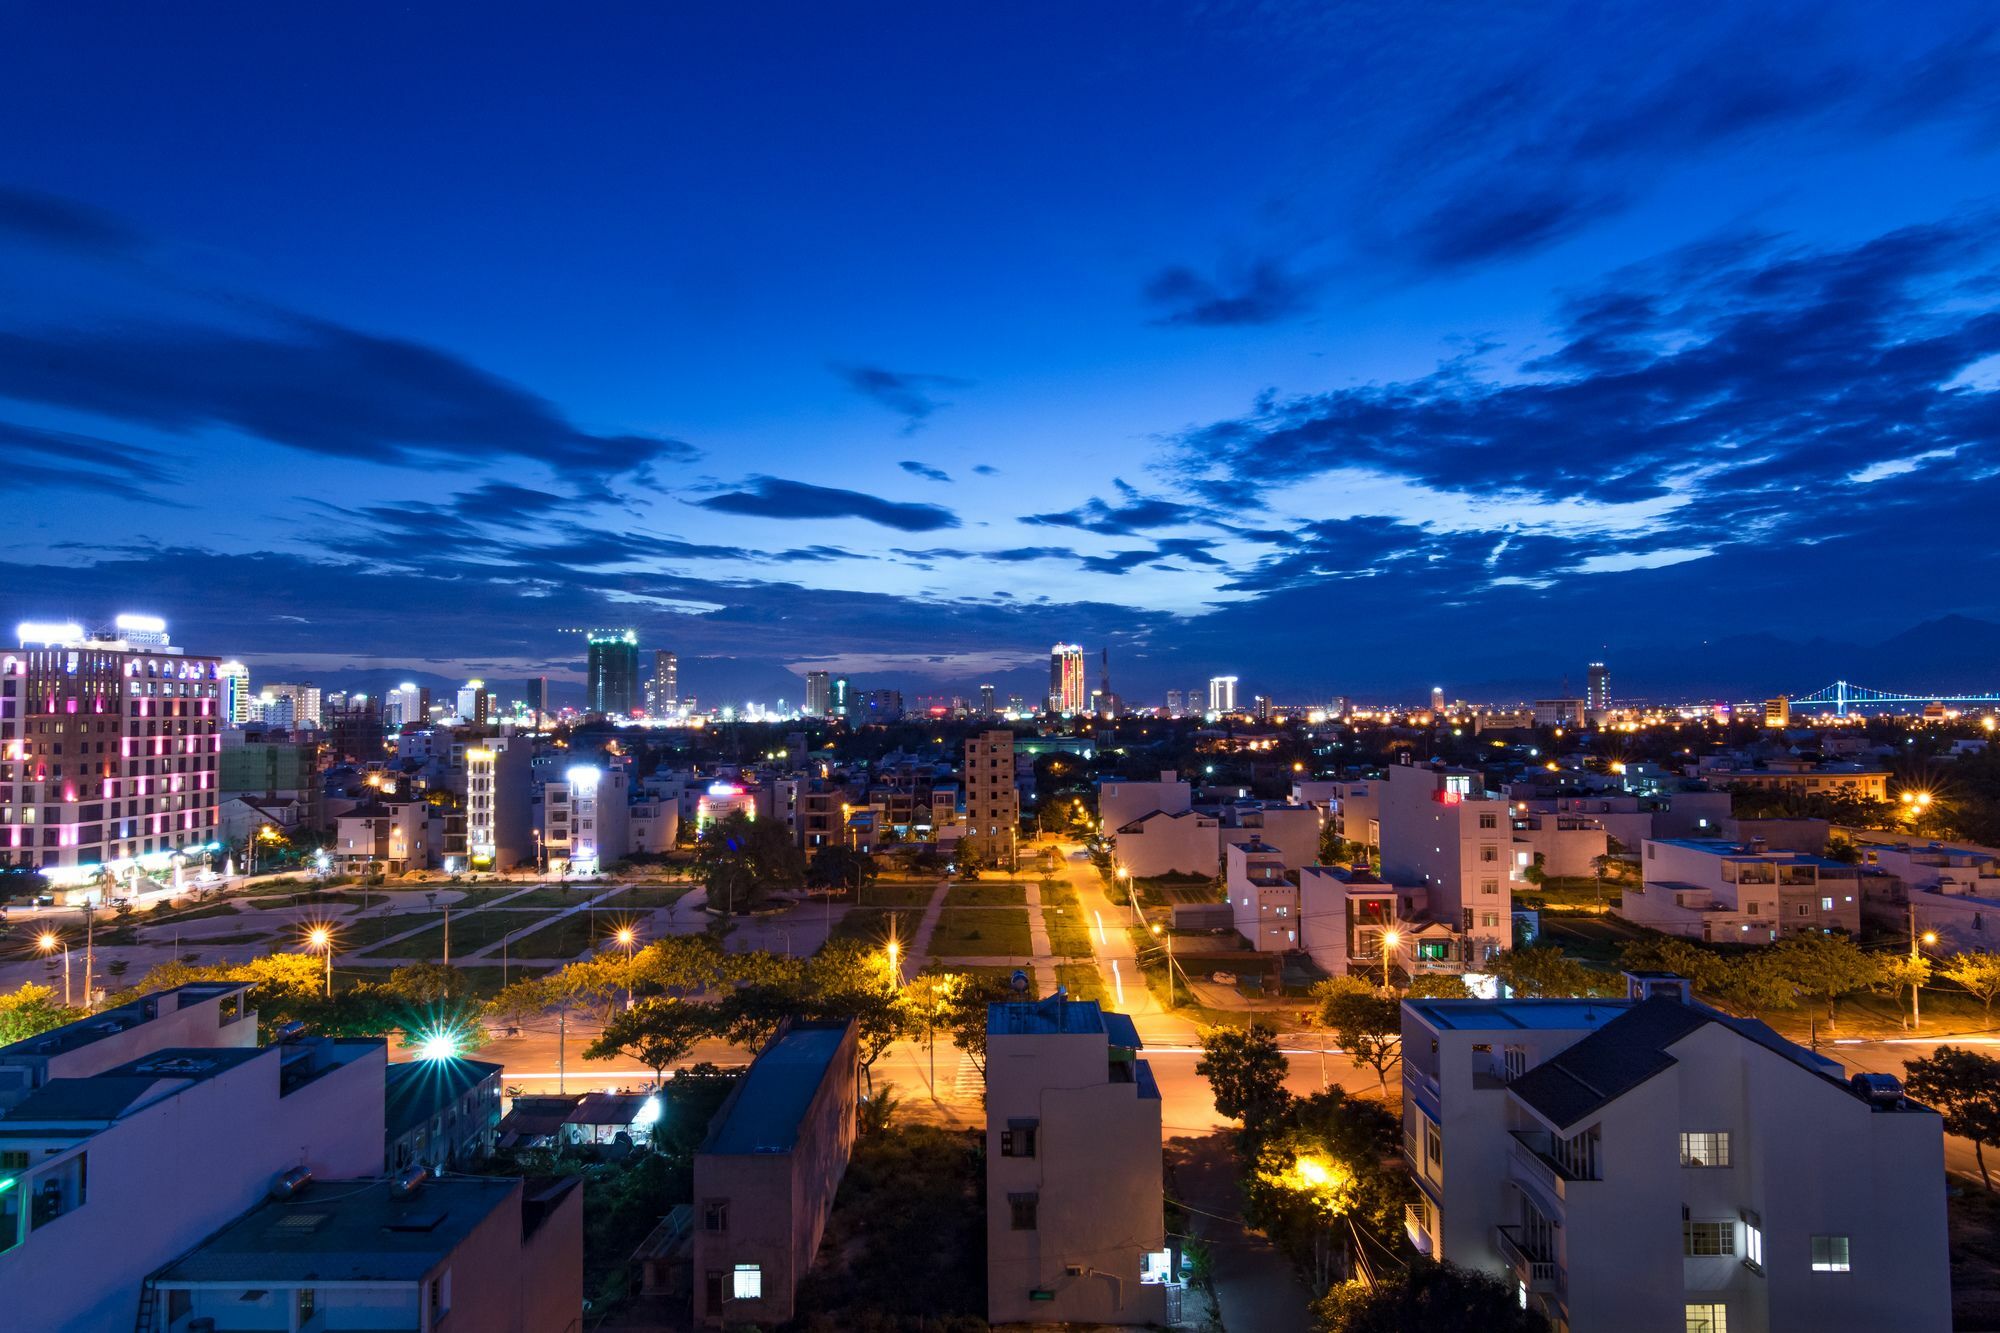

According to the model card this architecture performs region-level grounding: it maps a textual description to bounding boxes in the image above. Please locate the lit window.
[1680,1132,1731,1167]
[1686,1302,1728,1333]
[1821,897,1833,911]
[1684,1219,1734,1256]
[732,1263,762,1299]
[1741,1210,1763,1269]
[1810,1235,1850,1272]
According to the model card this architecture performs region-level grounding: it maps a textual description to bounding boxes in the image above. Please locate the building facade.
[962,730,1019,870]
[3,618,222,885]
[804,670,830,718]
[1049,643,1086,714]
[1376,763,1514,967]
[586,630,640,717]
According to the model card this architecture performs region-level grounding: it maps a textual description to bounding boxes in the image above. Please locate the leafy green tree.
[940,970,1032,1074]
[1488,945,1617,999]
[0,982,77,1044]
[1196,1023,1291,1132]
[583,997,724,1085]
[808,845,878,896]
[1708,954,1799,1019]
[1767,933,1881,1030]
[1310,976,1402,1092]
[802,939,910,1079]
[694,811,806,915]
[1247,1087,1409,1290]
[1313,1258,1549,1333]
[1904,1045,2000,1189]
[1941,951,2000,1025]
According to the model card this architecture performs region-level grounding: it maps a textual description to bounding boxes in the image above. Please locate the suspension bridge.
[1791,681,2000,716]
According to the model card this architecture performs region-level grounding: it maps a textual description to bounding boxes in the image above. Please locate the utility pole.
[84,906,95,1012]
[1910,900,1923,1031]
[443,908,450,966]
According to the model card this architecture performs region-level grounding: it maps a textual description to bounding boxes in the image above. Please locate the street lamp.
[37,931,69,1008]
[305,925,335,997]
[1151,922,1174,1008]
[1909,900,1938,1030]
[1380,927,1402,991]
[613,925,639,1007]
[885,936,902,984]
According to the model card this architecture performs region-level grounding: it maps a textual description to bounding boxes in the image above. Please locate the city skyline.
[4,7,2000,699]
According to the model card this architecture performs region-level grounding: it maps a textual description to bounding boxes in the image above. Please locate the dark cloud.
[1023,479,1216,535]
[0,186,142,254]
[971,464,1000,476]
[831,363,969,434]
[696,477,960,532]
[898,460,952,482]
[0,312,691,474]
[0,418,180,504]
[1143,258,1316,327]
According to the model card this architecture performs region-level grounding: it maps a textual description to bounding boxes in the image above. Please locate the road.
[1829,1032,1996,1186]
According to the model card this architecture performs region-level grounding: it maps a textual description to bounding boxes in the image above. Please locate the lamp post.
[886,936,902,986]
[1118,865,1135,926]
[1380,927,1402,992]
[37,931,69,1008]
[614,926,638,1008]
[1910,902,1938,1030]
[306,925,334,997]
[1151,922,1173,1008]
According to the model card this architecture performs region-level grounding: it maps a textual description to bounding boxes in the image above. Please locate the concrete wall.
[1114,810,1219,878]
[1098,773,1189,837]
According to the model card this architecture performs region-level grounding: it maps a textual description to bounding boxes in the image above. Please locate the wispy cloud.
[831,363,970,434]
[696,476,961,532]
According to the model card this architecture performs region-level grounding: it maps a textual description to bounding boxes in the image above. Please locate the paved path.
[903,881,953,976]
[1022,881,1061,995]
[1171,1134,1314,1333]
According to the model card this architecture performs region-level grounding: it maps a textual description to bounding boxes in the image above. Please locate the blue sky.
[2,3,1998,703]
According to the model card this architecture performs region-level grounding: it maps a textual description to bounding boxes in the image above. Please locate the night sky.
[3,5,1998,703]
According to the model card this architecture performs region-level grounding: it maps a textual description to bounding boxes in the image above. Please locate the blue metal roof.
[701,1022,851,1156]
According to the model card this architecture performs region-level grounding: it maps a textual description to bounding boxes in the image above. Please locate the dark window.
[1002,1120,1039,1157]
[703,1200,728,1232]
[1009,1192,1039,1230]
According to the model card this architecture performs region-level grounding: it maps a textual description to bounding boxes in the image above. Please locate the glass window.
[1010,1192,1039,1230]
[1680,1132,1731,1167]
[1686,1303,1728,1333]
[1684,1219,1734,1256]
[703,1200,728,1232]
[1002,1121,1039,1158]
[1811,1235,1850,1272]
[1742,1211,1763,1268]
[732,1263,763,1299]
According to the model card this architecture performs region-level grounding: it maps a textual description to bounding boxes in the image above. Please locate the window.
[1479,812,1497,829]
[1741,1209,1763,1270]
[703,1200,728,1232]
[1480,879,1498,896]
[1810,1235,1850,1272]
[1821,897,1834,911]
[1001,1119,1039,1157]
[1009,1192,1039,1230]
[1680,1132,1731,1167]
[1684,1219,1734,1256]
[732,1263,763,1300]
[1481,912,1500,928]
[1686,1303,1728,1333]
[1424,1120,1443,1170]
[1480,845,1499,862]
[1796,904,1809,917]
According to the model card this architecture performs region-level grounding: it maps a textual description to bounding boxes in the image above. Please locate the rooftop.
[154,1177,524,1285]
[1405,998,1632,1033]
[383,1057,502,1140]
[702,1021,852,1156]
[0,982,250,1062]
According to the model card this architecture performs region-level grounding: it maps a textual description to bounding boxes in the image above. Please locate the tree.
[584,997,723,1085]
[794,939,911,1085]
[1708,954,1799,1019]
[1488,945,1616,999]
[0,982,76,1044]
[1196,1023,1291,1132]
[1942,951,2000,1025]
[1904,1045,2000,1190]
[940,970,1032,1074]
[1246,1087,1409,1290]
[900,971,964,1091]
[1767,933,1881,1030]
[1310,977,1401,1092]
[1313,1258,1549,1333]
[807,845,878,896]
[694,811,806,915]
[1404,973,1472,1000]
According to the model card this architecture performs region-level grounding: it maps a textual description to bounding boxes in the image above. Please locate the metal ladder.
[132,1279,157,1333]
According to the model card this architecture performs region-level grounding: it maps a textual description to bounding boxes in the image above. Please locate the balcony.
[1494,1224,1562,1295]
[1508,1131,1597,1203]
[1405,1203,1433,1256]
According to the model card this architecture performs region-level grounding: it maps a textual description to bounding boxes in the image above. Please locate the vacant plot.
[1041,878,1081,910]
[492,884,620,908]
[1043,905,1095,958]
[384,908,568,960]
[143,902,248,926]
[496,912,603,961]
[830,908,919,948]
[928,907,1032,958]
[856,882,938,908]
[247,891,355,910]
[314,910,445,952]
[1056,963,1105,1001]
[946,882,1025,907]
[606,884,694,910]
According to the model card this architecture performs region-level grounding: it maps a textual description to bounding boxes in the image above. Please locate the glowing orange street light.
[304,925,335,997]
[37,931,69,1008]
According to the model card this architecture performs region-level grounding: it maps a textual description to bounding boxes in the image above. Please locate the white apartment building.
[1855,840,2000,952]
[0,996,387,1331]
[1099,771,1191,837]
[3,617,223,887]
[0,981,256,1108]
[1113,808,1222,878]
[260,681,322,728]
[464,737,534,870]
[986,994,1174,1327]
[334,799,434,873]
[1401,975,1949,1333]
[1225,840,1300,952]
[1377,763,1513,967]
[963,730,1018,869]
[542,765,630,874]
[217,660,252,726]
[1618,839,1861,943]
[1298,867,1465,980]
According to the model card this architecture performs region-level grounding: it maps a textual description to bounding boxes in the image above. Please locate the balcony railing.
[1405,1203,1433,1256]
[1494,1225,1562,1294]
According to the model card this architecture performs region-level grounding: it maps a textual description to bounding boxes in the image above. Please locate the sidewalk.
[1171,1132,1313,1333]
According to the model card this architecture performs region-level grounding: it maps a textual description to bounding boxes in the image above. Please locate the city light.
[36,931,58,954]
[15,621,84,646]
[416,1030,461,1061]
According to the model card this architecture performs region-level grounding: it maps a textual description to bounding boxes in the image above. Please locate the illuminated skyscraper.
[386,681,422,729]
[1587,662,1610,712]
[218,661,251,725]
[1207,675,1238,714]
[979,683,996,715]
[586,629,639,716]
[1049,643,1086,713]
[1430,685,1446,714]
[805,670,831,718]
[648,650,679,717]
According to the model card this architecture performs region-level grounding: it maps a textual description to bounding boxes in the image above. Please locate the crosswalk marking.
[953,1053,985,1097]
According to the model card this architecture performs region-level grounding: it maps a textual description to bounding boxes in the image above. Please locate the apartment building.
[1400,975,1948,1333]
[1225,839,1301,952]
[384,1056,504,1172]
[1298,867,1465,980]
[1099,770,1190,836]
[1376,763,1513,967]
[464,736,534,870]
[986,994,1173,1327]
[542,764,630,873]
[1113,807,1223,877]
[144,1174,582,1333]
[1856,840,2000,951]
[0,1009,386,1330]
[333,798,434,873]
[3,617,223,886]
[1618,839,1861,943]
[693,1020,859,1327]
[1694,760,1891,803]
[962,730,1019,869]
[0,980,255,1108]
